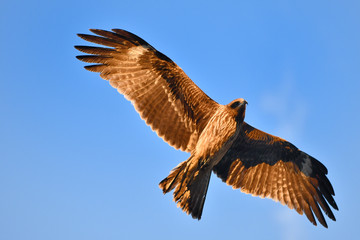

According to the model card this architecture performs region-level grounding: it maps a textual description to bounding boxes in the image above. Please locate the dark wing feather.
[75,29,219,152]
[213,122,338,228]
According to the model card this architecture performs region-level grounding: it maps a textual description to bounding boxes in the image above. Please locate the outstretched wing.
[75,29,219,152]
[213,122,338,228]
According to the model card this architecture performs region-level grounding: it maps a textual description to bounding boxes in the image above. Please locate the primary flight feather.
[75,28,338,227]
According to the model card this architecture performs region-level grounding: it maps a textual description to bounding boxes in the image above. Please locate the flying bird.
[75,29,338,227]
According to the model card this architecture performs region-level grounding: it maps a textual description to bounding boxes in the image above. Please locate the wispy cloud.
[276,207,307,240]
[260,73,308,141]
[261,72,309,238]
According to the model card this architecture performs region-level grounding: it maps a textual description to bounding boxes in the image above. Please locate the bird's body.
[76,29,338,227]
[194,103,242,162]
[159,100,246,218]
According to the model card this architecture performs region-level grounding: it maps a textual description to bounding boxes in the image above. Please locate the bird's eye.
[230,101,240,109]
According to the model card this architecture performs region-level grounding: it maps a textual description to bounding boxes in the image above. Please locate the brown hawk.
[75,29,338,227]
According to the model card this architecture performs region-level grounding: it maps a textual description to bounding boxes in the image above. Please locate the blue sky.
[1,0,359,239]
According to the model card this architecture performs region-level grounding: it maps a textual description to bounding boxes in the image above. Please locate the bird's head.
[228,98,248,110]
[227,98,248,121]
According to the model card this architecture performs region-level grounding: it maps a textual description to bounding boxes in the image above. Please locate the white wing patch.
[302,153,313,175]
[127,46,148,58]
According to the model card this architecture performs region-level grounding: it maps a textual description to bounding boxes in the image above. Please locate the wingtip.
[319,217,328,228]
[74,45,82,51]
[313,213,329,228]
[111,28,126,34]
[332,201,339,211]
[89,28,103,35]
[191,213,202,220]
[77,33,89,40]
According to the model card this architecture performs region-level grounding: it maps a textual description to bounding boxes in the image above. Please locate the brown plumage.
[75,29,338,227]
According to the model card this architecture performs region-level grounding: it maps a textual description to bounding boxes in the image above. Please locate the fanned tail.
[159,156,212,219]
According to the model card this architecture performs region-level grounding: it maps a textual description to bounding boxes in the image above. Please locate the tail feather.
[183,169,211,219]
[159,160,187,194]
[159,157,212,220]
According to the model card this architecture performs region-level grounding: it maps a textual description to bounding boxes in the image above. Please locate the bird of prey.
[75,29,338,227]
